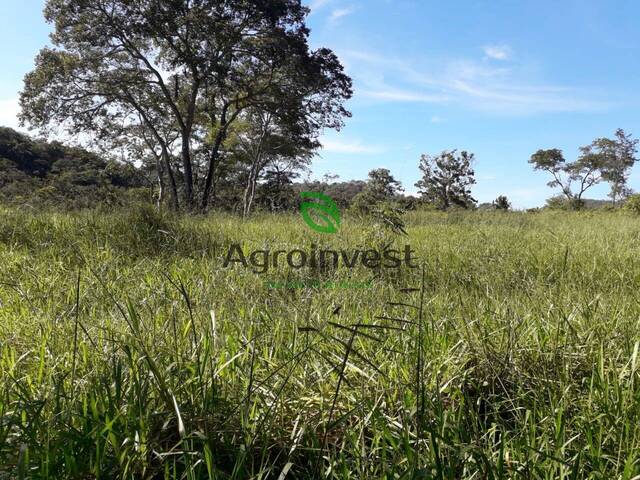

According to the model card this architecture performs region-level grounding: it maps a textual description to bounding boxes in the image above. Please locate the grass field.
[2,206,640,479]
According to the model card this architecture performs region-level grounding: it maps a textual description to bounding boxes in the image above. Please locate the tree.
[365,168,404,201]
[581,129,638,206]
[528,149,573,200]
[295,179,366,209]
[351,168,403,213]
[415,150,476,210]
[493,195,511,210]
[529,146,604,209]
[20,0,352,211]
[225,108,316,217]
[570,149,606,205]
[322,172,340,184]
[256,163,301,212]
[98,110,181,210]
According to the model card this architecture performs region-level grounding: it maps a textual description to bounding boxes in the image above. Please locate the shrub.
[545,196,584,211]
[623,194,640,215]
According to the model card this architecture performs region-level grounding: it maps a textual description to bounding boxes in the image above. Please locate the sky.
[1,0,640,208]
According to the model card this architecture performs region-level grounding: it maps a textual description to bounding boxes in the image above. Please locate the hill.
[0,127,147,207]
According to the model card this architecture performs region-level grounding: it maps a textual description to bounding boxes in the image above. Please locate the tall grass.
[1,205,640,478]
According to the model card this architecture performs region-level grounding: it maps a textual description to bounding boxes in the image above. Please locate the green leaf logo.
[300,192,341,234]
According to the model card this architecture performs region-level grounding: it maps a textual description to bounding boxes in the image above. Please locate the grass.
[1,205,640,478]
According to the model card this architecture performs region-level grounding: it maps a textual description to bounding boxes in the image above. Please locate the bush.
[413,200,440,212]
[349,190,372,214]
[623,194,640,215]
[545,196,584,211]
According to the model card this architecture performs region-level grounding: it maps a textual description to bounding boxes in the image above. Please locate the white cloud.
[0,98,21,130]
[329,7,355,23]
[482,44,512,61]
[430,115,443,123]
[446,59,511,81]
[362,88,448,103]
[338,49,612,115]
[321,138,383,154]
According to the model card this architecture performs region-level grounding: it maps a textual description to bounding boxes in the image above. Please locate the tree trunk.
[242,170,253,218]
[242,131,269,218]
[181,133,194,209]
[201,127,228,211]
[201,104,245,211]
[156,155,165,212]
[247,176,258,217]
[140,125,179,212]
[243,164,260,218]
[162,147,179,211]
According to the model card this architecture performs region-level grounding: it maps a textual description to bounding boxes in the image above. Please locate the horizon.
[1,0,639,208]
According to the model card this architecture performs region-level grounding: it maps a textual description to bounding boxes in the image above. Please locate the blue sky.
[1,0,640,208]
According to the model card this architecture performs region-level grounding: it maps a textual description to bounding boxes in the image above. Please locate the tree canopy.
[529,130,637,208]
[20,0,352,211]
[351,168,404,213]
[415,150,477,210]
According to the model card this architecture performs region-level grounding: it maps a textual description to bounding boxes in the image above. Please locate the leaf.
[277,462,294,480]
[172,394,186,439]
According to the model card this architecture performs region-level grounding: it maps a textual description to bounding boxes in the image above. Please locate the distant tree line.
[4,123,639,214]
[6,1,639,215]
[0,127,146,208]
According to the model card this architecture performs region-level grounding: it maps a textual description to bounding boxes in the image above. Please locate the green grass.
[1,205,640,478]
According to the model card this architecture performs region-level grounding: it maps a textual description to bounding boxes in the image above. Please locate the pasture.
[1,206,640,478]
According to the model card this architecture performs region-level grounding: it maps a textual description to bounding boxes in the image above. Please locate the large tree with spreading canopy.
[20,0,352,210]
